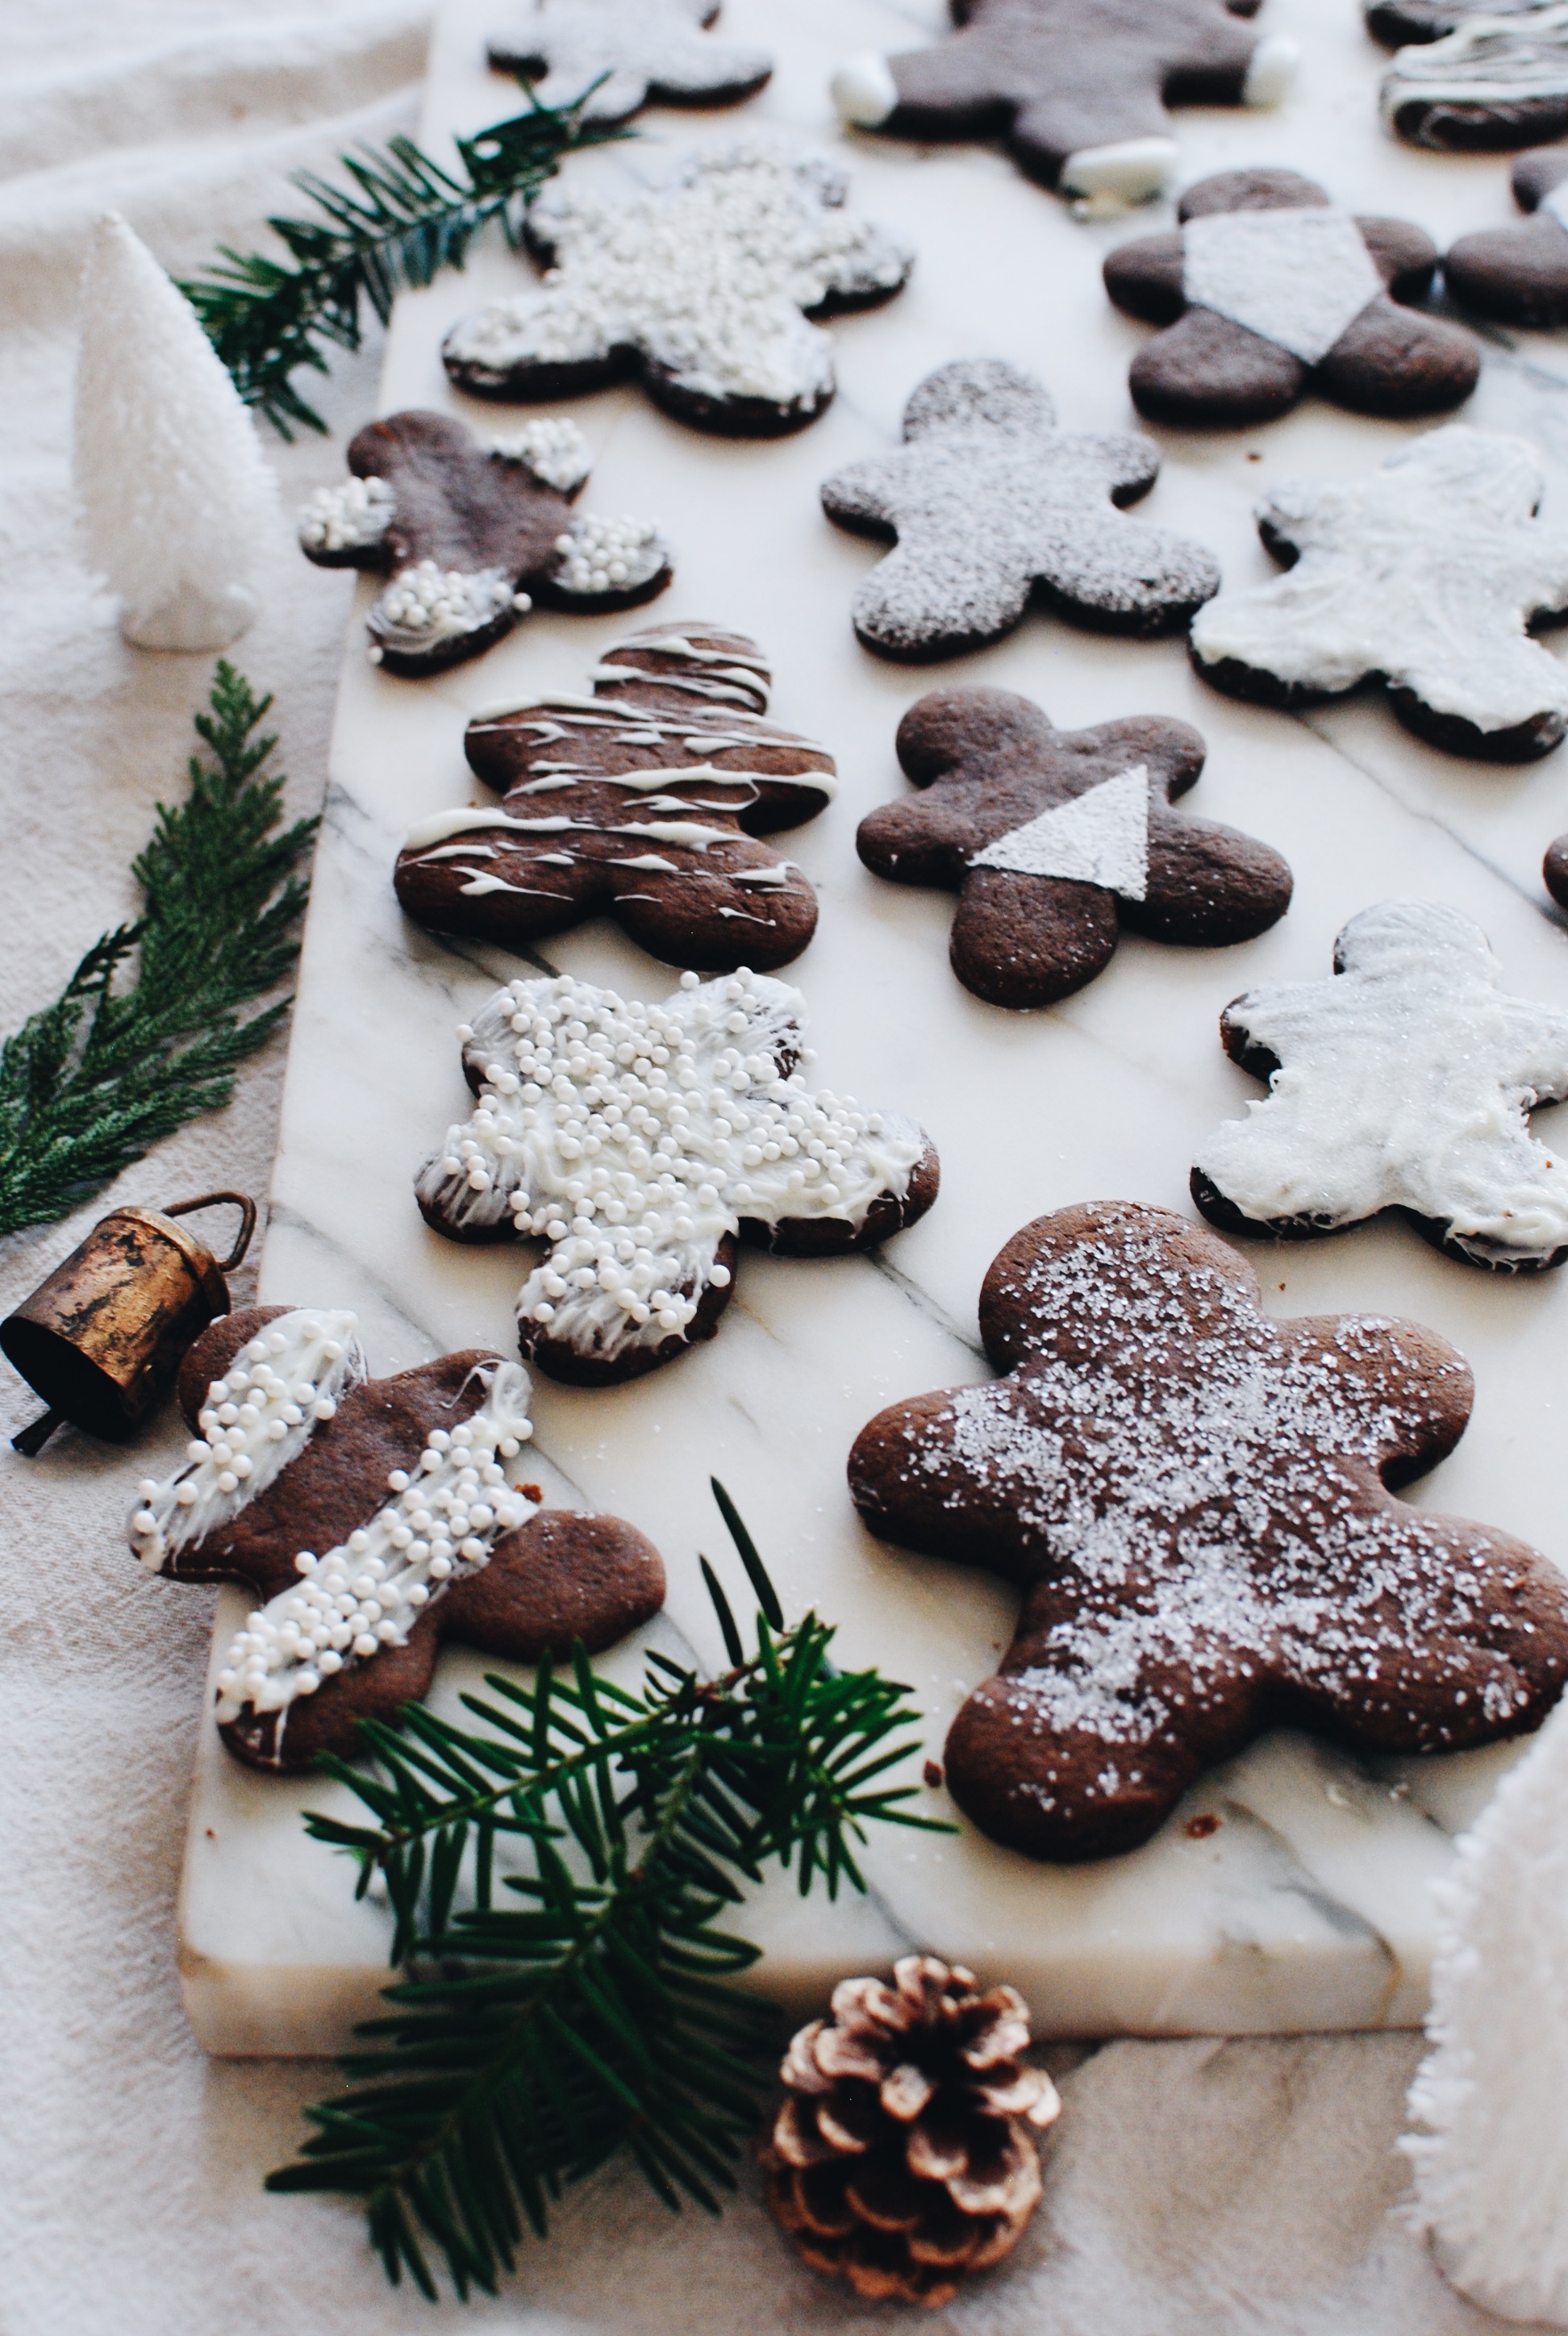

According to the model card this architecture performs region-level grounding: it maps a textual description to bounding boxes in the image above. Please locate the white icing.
[1182,207,1382,366]
[970,765,1149,900]
[490,415,593,491]
[1242,32,1301,106]
[1382,6,1568,139]
[1191,426,1568,735]
[487,0,771,120]
[415,969,927,1362]
[403,807,733,851]
[128,1311,365,1571]
[831,52,899,128]
[298,474,394,553]
[369,560,522,661]
[443,140,913,412]
[1194,899,1568,1263]
[552,511,667,596]
[1058,136,1178,206]
[212,1362,537,1728]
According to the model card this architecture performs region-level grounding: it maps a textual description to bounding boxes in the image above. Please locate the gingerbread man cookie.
[832,0,1297,208]
[849,1201,1568,1862]
[127,1307,665,1771]
[1189,427,1568,761]
[1193,900,1568,1273]
[858,687,1293,1008]
[416,969,939,1386]
[820,359,1220,662]
[1445,142,1568,327]
[1381,5,1568,151]
[396,622,833,974]
[298,410,670,677]
[1105,169,1479,427]
[487,0,771,121]
[442,140,914,436]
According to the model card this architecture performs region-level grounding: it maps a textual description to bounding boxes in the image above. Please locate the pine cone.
[761,1955,1061,2307]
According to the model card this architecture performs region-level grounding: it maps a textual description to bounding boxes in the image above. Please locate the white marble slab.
[179,0,1568,2053]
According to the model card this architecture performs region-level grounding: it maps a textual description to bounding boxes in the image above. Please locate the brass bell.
[1,1191,257,1455]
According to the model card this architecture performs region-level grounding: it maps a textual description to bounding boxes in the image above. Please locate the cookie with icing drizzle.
[297,409,672,677]
[1366,0,1547,46]
[442,140,914,436]
[1104,169,1478,427]
[859,687,1293,1008]
[1189,426,1568,761]
[396,623,833,973]
[486,0,771,121]
[1445,141,1568,326]
[831,0,1298,210]
[819,358,1220,662]
[1381,4,1568,150]
[127,1307,665,1770]
[849,1199,1568,1862]
[1192,899,1568,1272]
[416,968,939,1386]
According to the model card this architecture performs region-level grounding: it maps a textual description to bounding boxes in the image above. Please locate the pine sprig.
[269,1485,949,2300]
[0,665,316,1239]
[178,86,627,436]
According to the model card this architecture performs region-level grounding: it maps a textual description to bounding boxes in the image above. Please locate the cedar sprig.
[268,1483,949,2301]
[178,85,626,437]
[0,665,315,1239]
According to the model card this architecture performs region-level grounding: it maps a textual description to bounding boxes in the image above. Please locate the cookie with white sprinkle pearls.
[127,1307,665,1771]
[415,970,940,1386]
[849,1200,1568,1863]
[396,623,834,974]
[298,409,671,677]
[486,0,772,122]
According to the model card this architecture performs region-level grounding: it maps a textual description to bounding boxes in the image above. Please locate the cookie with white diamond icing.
[487,0,771,121]
[1445,142,1568,326]
[1381,5,1568,151]
[858,687,1293,1008]
[442,140,913,436]
[1104,169,1478,426]
[127,1307,665,1770]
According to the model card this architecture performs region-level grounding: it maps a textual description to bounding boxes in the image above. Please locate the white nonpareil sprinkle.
[490,415,594,492]
[297,473,396,553]
[553,512,666,596]
[370,559,519,653]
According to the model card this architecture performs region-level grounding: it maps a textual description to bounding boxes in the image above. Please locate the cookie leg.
[1128,307,1307,428]
[1315,297,1480,417]
[949,868,1120,1009]
[1011,90,1179,204]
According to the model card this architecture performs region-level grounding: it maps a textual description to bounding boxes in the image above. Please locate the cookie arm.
[857,796,981,887]
[440,1511,666,1659]
[849,1388,1040,1583]
[1127,812,1294,948]
[1500,1000,1568,1099]
[1102,233,1187,325]
[1274,1312,1474,1486]
[819,453,906,539]
[1356,216,1440,300]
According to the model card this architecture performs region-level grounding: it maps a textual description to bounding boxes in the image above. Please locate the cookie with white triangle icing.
[857,688,1293,1010]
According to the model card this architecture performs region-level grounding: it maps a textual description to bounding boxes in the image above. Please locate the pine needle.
[0,665,316,1239]
[177,84,628,437]
[270,1487,953,2296]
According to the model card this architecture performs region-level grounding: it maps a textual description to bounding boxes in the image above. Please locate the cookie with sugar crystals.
[486,0,771,121]
[127,1307,665,1771]
[1381,4,1568,150]
[1105,169,1478,425]
[1192,900,1568,1271]
[396,622,834,974]
[831,0,1297,209]
[858,686,1293,1008]
[849,1200,1568,1862]
[1445,141,1568,325]
[820,358,1220,662]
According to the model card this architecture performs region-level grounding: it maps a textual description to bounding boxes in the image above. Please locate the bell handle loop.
[161,1191,258,1275]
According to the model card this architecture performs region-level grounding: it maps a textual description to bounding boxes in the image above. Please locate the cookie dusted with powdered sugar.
[1382,4,1568,149]
[127,1308,665,1770]
[415,970,939,1386]
[849,1201,1568,1862]
[442,141,913,436]
[858,687,1292,1008]
[1105,169,1478,426]
[820,359,1220,661]
[1192,900,1568,1272]
[396,623,833,974]
[487,0,771,120]
[298,410,671,676]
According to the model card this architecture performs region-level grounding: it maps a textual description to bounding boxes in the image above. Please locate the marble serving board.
[179,0,1568,2054]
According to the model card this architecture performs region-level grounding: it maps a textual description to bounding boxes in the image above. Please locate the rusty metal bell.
[1,1192,256,1454]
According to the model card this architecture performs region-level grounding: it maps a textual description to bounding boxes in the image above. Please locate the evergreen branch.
[269,1489,952,2297]
[0,665,316,1239]
[177,86,628,437]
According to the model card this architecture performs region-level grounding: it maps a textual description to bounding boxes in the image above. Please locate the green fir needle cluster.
[178,86,625,436]
[0,665,315,1241]
[269,1484,949,2301]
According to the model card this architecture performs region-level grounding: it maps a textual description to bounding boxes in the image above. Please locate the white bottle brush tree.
[73,214,281,652]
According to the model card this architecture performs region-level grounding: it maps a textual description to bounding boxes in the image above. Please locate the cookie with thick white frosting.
[857,686,1292,1008]
[849,1199,1568,1862]
[298,410,671,677]
[415,970,940,1386]
[1105,169,1478,426]
[442,140,913,435]
[1382,4,1568,149]
[1189,427,1568,761]
[820,359,1220,661]
[1446,140,1568,325]
[1192,900,1568,1271]
[830,0,1297,209]
[127,1307,665,1771]
[486,0,770,122]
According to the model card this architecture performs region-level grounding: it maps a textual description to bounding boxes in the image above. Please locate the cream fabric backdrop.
[0,4,1529,2328]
